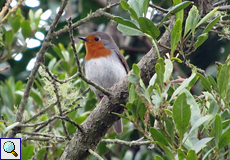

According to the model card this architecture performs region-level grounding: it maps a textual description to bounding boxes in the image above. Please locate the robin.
[79,31,129,134]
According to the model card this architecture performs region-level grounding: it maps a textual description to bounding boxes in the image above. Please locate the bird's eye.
[94,37,100,41]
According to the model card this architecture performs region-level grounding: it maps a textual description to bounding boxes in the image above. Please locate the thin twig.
[22,102,57,124]
[101,138,152,146]
[88,149,104,160]
[22,136,65,142]
[53,3,119,37]
[149,3,168,13]
[20,131,66,139]
[55,116,84,132]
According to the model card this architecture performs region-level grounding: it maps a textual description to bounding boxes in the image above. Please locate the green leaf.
[198,73,211,92]
[21,20,32,38]
[214,114,222,145]
[171,19,182,55]
[196,7,219,28]
[184,5,200,37]
[217,63,230,99]
[160,1,191,26]
[21,145,34,160]
[173,0,184,22]
[34,8,43,29]
[120,0,130,10]
[132,63,141,78]
[137,100,146,121]
[155,58,165,90]
[223,119,230,129]
[143,0,150,17]
[173,93,191,141]
[8,15,22,33]
[155,155,164,160]
[164,59,173,82]
[185,115,212,141]
[194,33,208,50]
[178,148,186,160]
[203,17,220,34]
[129,8,139,21]
[113,17,139,30]
[186,150,197,160]
[129,84,137,103]
[192,138,213,153]
[138,17,160,39]
[128,73,139,84]
[128,0,141,17]
[207,75,217,90]
[218,127,230,149]
[170,72,197,101]
[150,127,169,146]
[117,24,144,36]
[5,29,14,45]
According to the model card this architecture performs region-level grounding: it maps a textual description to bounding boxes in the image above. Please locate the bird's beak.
[78,36,88,41]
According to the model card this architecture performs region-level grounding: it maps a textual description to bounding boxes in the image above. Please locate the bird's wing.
[115,49,130,73]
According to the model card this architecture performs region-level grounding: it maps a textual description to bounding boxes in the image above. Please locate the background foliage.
[0,0,230,159]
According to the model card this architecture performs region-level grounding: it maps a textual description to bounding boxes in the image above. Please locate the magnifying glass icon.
[3,141,18,157]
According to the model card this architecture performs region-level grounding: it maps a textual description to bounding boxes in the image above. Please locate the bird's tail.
[113,118,123,134]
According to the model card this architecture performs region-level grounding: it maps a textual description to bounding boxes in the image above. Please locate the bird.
[78,31,129,134]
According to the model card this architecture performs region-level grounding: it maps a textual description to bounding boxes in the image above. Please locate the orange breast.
[85,41,112,60]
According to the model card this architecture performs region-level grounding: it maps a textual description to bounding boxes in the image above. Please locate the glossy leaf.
[117,24,144,36]
[198,73,211,92]
[155,155,163,160]
[203,17,220,34]
[173,93,191,141]
[138,17,160,39]
[132,63,141,78]
[192,138,213,153]
[155,58,165,90]
[207,75,217,90]
[217,63,230,99]
[184,5,200,37]
[114,17,139,30]
[164,59,173,82]
[143,0,150,17]
[170,72,197,101]
[120,0,130,10]
[21,20,32,38]
[214,114,222,145]
[173,0,184,22]
[178,149,186,160]
[194,33,208,50]
[128,0,141,17]
[150,127,169,146]
[218,127,230,149]
[160,1,191,26]
[5,29,14,45]
[129,84,137,103]
[171,19,182,55]
[196,7,219,28]
[186,150,197,160]
[8,15,22,33]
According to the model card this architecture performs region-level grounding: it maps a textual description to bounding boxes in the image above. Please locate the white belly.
[84,56,127,93]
